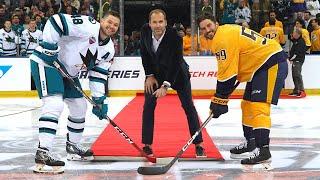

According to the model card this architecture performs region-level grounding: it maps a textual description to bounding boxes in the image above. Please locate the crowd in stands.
[1,0,320,57]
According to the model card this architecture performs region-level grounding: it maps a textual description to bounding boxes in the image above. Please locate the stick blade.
[137,165,169,175]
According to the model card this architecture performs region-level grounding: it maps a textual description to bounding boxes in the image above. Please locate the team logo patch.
[89,36,96,44]
[0,66,12,79]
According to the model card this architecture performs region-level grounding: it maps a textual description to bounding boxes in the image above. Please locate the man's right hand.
[145,76,158,94]
[38,41,59,66]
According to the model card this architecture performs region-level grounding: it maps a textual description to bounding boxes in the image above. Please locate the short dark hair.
[149,9,166,20]
[103,10,120,20]
[197,12,216,25]
[304,11,311,15]
[295,18,306,28]
[269,10,276,15]
[311,18,319,25]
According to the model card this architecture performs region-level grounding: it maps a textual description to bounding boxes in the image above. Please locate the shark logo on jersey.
[80,49,98,70]
[0,66,12,79]
[5,36,14,43]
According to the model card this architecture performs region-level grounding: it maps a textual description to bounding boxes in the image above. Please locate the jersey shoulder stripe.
[58,13,69,36]
[49,16,63,37]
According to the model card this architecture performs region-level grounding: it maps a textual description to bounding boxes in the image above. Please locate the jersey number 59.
[241,27,267,45]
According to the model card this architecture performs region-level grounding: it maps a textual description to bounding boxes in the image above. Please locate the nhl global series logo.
[0,66,12,79]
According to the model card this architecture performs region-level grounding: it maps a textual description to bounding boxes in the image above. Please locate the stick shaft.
[53,61,156,163]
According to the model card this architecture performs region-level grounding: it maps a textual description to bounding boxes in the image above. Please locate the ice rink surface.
[0,96,319,179]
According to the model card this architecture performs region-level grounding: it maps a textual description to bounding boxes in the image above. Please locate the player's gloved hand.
[92,96,108,120]
[20,49,27,57]
[209,94,229,118]
[38,41,59,66]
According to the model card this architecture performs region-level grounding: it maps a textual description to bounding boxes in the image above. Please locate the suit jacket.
[140,23,190,89]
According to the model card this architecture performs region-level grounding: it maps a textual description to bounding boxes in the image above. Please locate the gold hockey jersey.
[209,25,283,82]
[260,26,285,45]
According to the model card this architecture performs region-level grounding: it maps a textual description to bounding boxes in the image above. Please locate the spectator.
[38,0,48,13]
[289,27,306,97]
[264,10,284,29]
[13,7,24,19]
[306,0,320,17]
[59,0,77,14]
[23,15,31,29]
[18,0,30,15]
[310,18,320,54]
[126,31,140,56]
[71,0,80,12]
[123,34,131,55]
[235,0,251,24]
[30,5,45,18]
[34,14,44,31]
[220,0,237,24]
[0,4,9,29]
[173,23,185,38]
[0,20,17,56]
[80,0,95,17]
[202,0,213,15]
[183,26,197,56]
[66,5,74,15]
[270,0,292,21]
[11,14,24,36]
[45,7,55,19]
[292,0,307,19]
[304,11,314,33]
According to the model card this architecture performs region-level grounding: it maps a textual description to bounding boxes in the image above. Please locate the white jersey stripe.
[39,65,48,97]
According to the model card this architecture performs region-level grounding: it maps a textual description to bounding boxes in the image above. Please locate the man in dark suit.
[140,9,206,157]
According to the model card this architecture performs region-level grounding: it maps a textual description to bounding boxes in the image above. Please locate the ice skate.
[33,147,65,174]
[241,146,273,172]
[66,140,94,161]
[230,138,256,159]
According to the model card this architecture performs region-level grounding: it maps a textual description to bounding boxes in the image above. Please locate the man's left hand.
[209,95,229,118]
[153,86,167,98]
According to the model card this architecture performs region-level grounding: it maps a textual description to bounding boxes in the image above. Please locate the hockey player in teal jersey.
[29,11,120,174]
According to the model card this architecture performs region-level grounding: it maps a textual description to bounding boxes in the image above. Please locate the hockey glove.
[210,94,229,118]
[38,41,59,66]
[92,96,108,120]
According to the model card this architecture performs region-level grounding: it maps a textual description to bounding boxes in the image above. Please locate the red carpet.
[91,95,224,160]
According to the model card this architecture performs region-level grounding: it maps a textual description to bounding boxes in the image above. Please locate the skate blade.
[67,154,94,161]
[196,155,207,158]
[230,152,252,159]
[33,163,64,174]
[241,162,273,172]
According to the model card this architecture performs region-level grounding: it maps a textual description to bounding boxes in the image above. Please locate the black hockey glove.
[209,94,229,118]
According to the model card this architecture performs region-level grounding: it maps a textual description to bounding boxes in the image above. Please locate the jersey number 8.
[71,15,83,24]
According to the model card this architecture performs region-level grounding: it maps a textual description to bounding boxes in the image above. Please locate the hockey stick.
[137,81,240,175]
[52,61,156,163]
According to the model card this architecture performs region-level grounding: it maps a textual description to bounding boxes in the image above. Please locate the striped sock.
[67,116,85,144]
[38,116,58,149]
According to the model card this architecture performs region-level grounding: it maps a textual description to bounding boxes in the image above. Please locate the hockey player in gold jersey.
[260,18,286,46]
[310,18,320,54]
[197,13,288,167]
